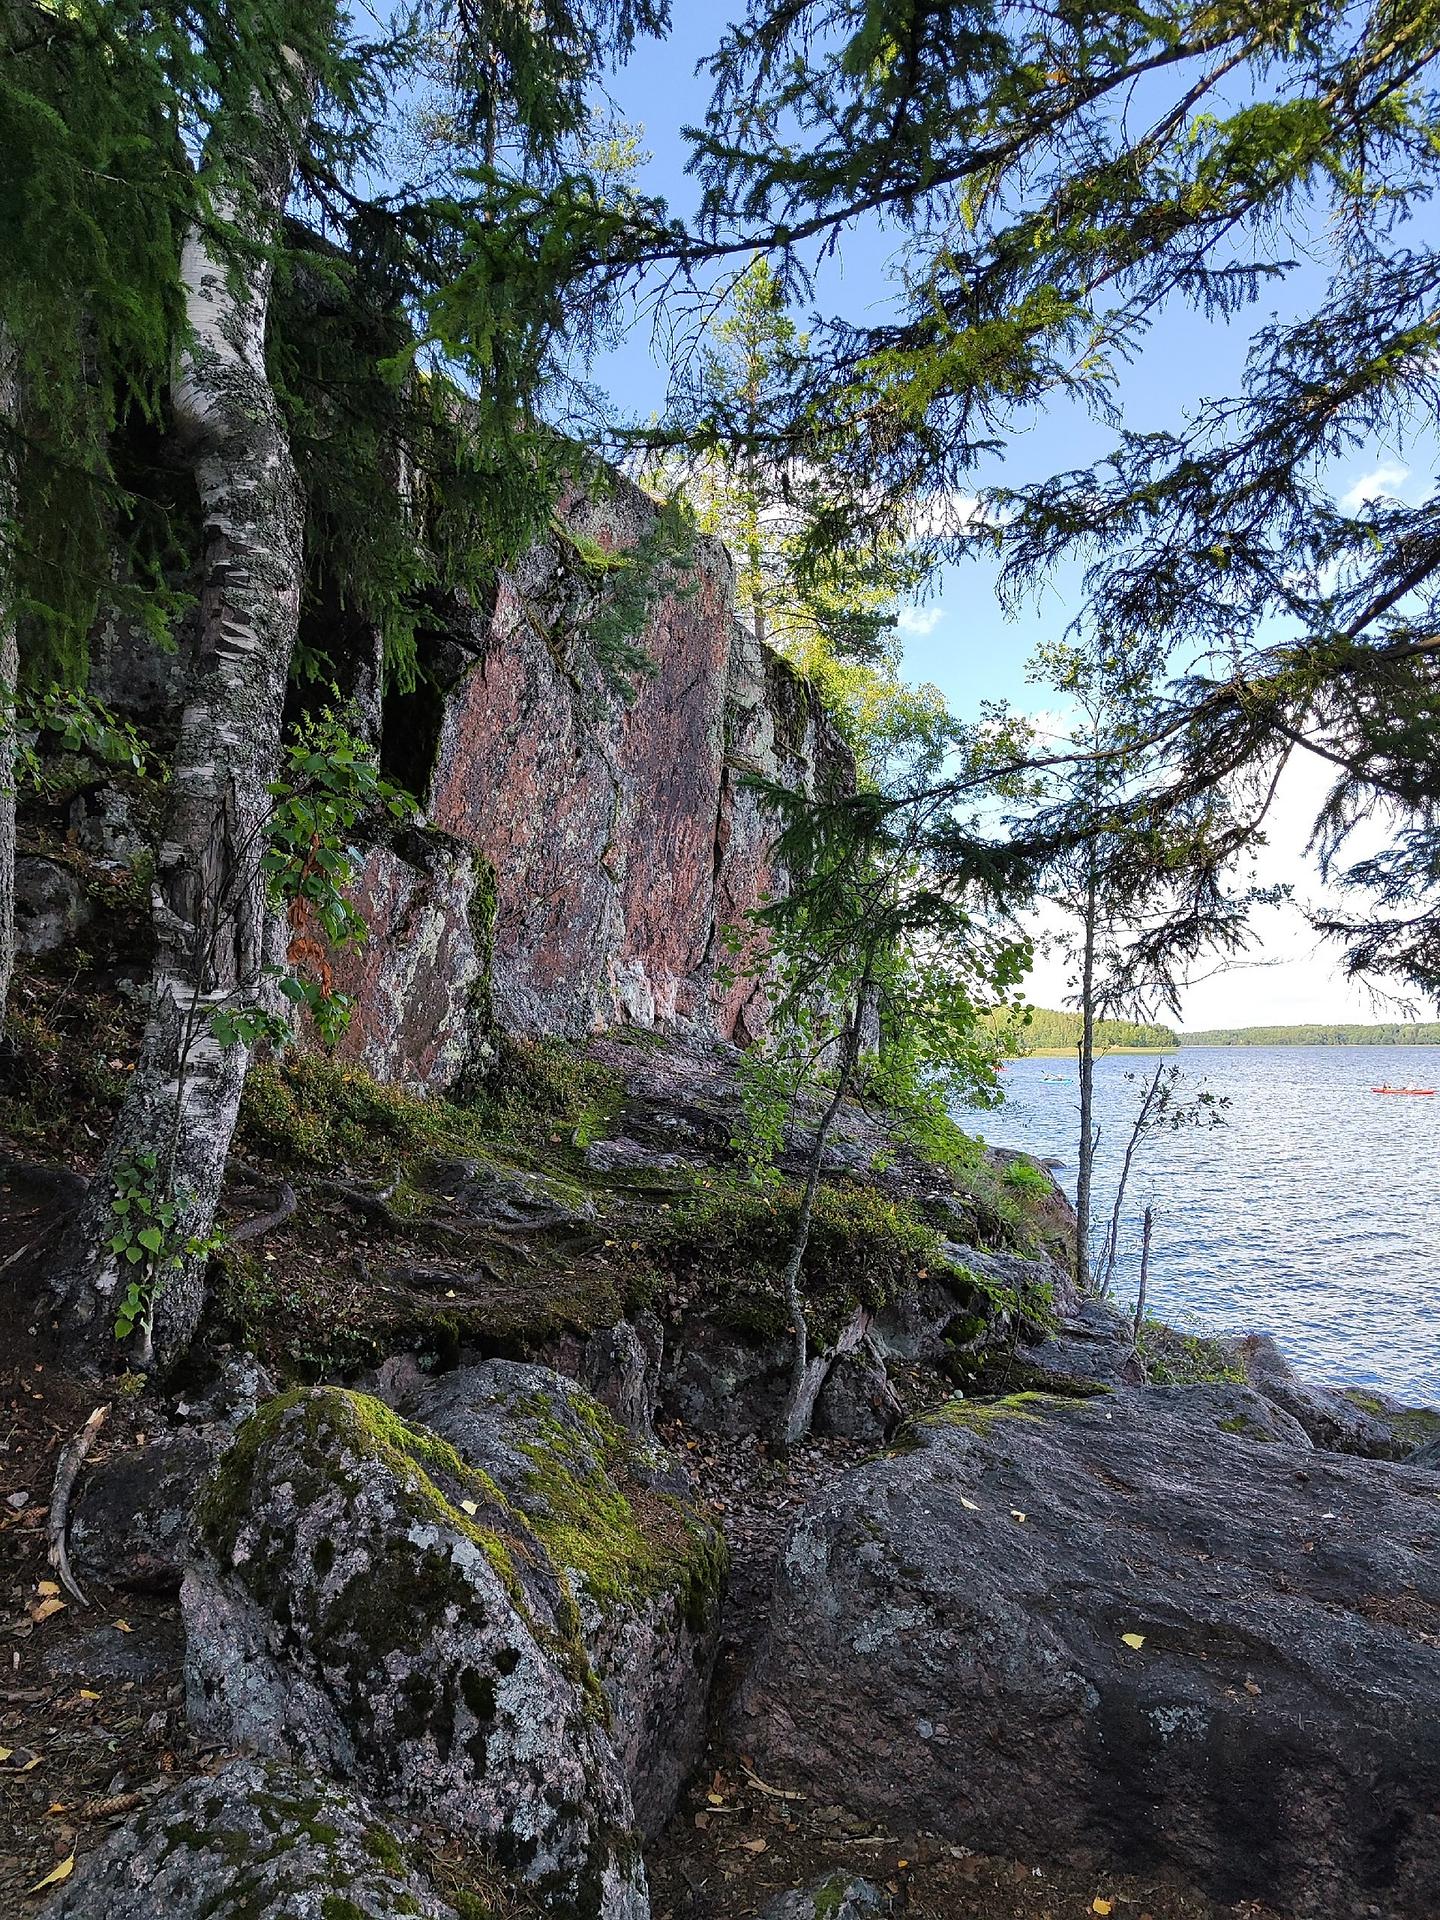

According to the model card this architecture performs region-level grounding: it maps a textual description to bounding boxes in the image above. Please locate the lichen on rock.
[183,1384,649,1919]
[41,1757,459,1919]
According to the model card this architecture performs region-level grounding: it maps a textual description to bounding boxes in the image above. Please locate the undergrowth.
[238,1040,621,1171]
[1136,1317,1244,1387]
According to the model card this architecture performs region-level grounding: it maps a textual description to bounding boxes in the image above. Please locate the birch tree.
[47,38,324,1361]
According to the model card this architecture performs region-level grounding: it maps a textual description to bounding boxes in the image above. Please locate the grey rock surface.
[41,1758,456,1919]
[182,1385,649,1919]
[736,1383,1440,1917]
[404,1360,723,1836]
[813,1347,898,1445]
[14,857,89,956]
[758,1876,886,1919]
[71,1429,220,1594]
[1228,1332,1397,1455]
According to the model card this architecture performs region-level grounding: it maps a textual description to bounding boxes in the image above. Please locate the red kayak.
[1371,1086,1436,1095]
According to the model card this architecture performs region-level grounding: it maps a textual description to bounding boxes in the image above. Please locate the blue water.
[983,1046,1440,1403]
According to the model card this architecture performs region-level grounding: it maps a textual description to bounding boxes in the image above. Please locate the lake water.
[982,1045,1440,1404]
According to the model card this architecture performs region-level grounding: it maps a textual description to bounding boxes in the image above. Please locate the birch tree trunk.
[47,62,314,1368]
[0,335,18,1033]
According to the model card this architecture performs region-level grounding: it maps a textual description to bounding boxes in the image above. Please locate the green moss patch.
[505,1385,727,1626]
[638,1175,971,1346]
[238,1041,622,1173]
[1136,1319,1244,1388]
[908,1389,1072,1442]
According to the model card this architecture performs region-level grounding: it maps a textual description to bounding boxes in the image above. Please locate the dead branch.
[47,1403,110,1607]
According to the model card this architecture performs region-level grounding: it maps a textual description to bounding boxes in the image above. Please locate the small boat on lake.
[1370,1085,1436,1095]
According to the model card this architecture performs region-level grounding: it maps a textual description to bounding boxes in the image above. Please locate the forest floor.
[0,1052,1325,1920]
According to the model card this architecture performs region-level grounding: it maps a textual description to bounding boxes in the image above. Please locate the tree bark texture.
[0,333,19,1032]
[1074,862,1098,1290]
[48,62,314,1366]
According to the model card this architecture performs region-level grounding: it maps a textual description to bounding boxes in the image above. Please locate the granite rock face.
[735,1384,1440,1918]
[182,1385,649,1919]
[317,826,490,1093]
[41,1758,457,1920]
[327,478,851,1086]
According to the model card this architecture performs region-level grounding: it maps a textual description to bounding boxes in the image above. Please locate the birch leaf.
[30,1854,75,1893]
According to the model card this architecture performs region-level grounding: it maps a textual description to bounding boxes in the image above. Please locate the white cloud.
[897,605,945,637]
[1017,754,1403,1031]
[911,490,991,540]
[1338,462,1409,514]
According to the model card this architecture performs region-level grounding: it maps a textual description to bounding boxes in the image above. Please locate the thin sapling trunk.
[777,956,874,1447]
[1074,858,1098,1290]
[1099,1059,1165,1298]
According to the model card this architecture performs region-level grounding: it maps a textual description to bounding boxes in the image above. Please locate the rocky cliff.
[81,469,852,1093]
[307,477,853,1088]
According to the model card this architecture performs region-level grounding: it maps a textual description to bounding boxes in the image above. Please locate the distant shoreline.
[1010,1045,1174,1059]
[1179,1027,1440,1047]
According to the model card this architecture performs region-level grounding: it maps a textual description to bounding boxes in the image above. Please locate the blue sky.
[591,16,1434,1025]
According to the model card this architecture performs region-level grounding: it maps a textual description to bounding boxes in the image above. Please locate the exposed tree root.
[228,1179,298,1245]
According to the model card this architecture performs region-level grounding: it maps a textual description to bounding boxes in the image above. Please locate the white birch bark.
[0,332,18,1033]
[49,59,315,1366]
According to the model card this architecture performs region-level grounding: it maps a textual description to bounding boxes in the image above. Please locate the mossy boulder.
[41,1757,458,1919]
[758,1878,884,1920]
[1226,1333,1397,1456]
[403,1361,726,1836]
[182,1386,648,1920]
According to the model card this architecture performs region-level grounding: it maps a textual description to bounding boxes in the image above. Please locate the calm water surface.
[983,1045,1440,1403]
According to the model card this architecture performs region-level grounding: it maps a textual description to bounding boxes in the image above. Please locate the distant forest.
[1181,1024,1440,1047]
[997,1009,1179,1053]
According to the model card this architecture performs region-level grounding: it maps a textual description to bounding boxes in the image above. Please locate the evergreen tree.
[614,0,1440,1006]
[642,258,940,776]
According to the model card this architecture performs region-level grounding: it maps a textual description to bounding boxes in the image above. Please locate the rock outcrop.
[318,479,852,1088]
[44,1758,456,1920]
[735,1384,1440,1918]
[1227,1331,1398,1456]
[400,1361,725,1838]
[183,1370,722,1917]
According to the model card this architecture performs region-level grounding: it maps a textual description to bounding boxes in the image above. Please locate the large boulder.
[41,1757,457,1919]
[403,1361,724,1837]
[183,1385,649,1919]
[1227,1332,1397,1456]
[735,1384,1440,1918]
[759,1877,885,1919]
